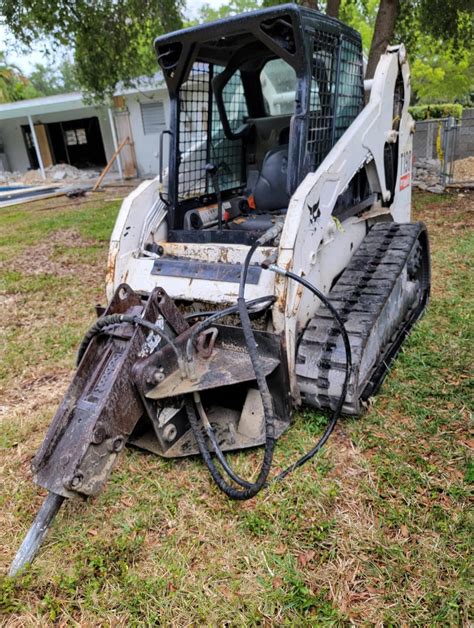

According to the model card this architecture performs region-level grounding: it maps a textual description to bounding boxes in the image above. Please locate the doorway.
[22,116,107,170]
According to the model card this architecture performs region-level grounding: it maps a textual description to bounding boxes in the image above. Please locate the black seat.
[252,144,290,212]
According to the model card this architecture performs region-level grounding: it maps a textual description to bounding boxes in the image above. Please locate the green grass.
[0,190,472,625]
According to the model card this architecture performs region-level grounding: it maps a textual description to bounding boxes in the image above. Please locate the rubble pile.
[412,158,444,194]
[452,156,474,183]
[0,164,100,186]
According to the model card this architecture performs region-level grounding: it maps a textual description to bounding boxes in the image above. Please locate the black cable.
[185,240,278,498]
[185,399,275,499]
[184,295,275,321]
[189,263,352,495]
[76,313,181,367]
[193,393,254,489]
[268,267,352,482]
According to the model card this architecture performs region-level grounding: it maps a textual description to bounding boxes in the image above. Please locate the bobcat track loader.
[9,5,430,576]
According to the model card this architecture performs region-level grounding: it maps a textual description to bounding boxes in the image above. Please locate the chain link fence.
[412,110,474,190]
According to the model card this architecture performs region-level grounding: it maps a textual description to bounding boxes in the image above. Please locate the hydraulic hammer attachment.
[10,283,291,575]
[31,284,161,499]
[9,285,164,576]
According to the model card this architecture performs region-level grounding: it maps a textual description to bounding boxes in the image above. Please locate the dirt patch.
[3,228,98,278]
[0,360,72,416]
[453,156,474,182]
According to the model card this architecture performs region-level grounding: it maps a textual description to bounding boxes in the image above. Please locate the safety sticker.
[399,147,412,190]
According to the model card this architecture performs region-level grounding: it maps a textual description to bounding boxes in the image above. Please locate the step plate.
[296,222,430,416]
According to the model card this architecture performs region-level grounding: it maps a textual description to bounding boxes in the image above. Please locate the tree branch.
[326,0,341,18]
[366,0,400,79]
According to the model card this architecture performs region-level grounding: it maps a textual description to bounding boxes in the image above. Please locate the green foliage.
[190,0,262,24]
[0,0,184,102]
[398,0,473,54]
[410,41,473,105]
[339,0,379,53]
[409,104,463,121]
[339,0,473,104]
[27,63,60,96]
[0,52,40,103]
[0,0,472,107]
[28,58,81,96]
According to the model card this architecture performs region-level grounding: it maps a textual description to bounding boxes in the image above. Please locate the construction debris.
[453,156,474,183]
[412,158,444,193]
[0,184,92,208]
[0,164,100,186]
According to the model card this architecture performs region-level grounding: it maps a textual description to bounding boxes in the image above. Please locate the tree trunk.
[366,0,400,79]
[299,0,320,10]
[326,0,341,17]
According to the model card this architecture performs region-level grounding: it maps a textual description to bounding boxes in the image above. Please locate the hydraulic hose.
[185,227,282,498]
[189,255,352,497]
[193,392,254,489]
[76,313,182,368]
[267,266,352,482]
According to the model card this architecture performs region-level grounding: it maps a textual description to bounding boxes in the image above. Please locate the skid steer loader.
[9,4,430,576]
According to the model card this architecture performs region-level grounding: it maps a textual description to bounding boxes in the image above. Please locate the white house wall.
[0,89,171,177]
[0,121,29,172]
[123,89,169,177]
[0,106,116,173]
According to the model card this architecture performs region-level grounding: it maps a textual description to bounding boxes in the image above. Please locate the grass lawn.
[0,189,472,625]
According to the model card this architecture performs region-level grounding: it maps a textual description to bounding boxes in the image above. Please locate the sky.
[1,0,226,75]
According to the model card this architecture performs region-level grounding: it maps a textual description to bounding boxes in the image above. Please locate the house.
[0,74,170,180]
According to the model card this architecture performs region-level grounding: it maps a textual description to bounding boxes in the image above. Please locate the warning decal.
[400,147,412,190]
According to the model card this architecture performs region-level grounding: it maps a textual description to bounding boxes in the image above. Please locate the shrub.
[409,104,463,121]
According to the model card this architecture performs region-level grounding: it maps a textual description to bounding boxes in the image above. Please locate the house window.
[141,101,166,135]
[65,128,88,145]
[76,128,87,144]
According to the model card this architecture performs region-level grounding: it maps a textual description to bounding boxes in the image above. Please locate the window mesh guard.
[306,31,364,174]
[178,64,247,203]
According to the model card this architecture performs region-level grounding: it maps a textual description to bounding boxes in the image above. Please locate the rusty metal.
[31,285,163,498]
[155,287,190,336]
[135,325,280,400]
[130,324,292,457]
[196,327,218,358]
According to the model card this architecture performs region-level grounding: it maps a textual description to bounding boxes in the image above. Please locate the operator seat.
[252,145,290,212]
[251,125,291,212]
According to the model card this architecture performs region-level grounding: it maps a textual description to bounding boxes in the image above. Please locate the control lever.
[205,163,223,231]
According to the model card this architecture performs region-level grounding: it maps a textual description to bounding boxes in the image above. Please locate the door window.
[260,59,297,116]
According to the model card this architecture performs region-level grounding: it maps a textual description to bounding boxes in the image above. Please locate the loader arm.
[275,45,413,397]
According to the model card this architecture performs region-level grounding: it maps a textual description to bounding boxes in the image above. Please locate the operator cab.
[155,4,364,245]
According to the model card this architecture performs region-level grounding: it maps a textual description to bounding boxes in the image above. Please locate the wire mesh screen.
[305,32,364,174]
[178,63,210,201]
[334,37,364,142]
[306,30,339,174]
[178,63,247,202]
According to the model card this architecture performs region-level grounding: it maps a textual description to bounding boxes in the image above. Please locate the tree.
[326,0,341,17]
[57,59,81,93]
[28,59,81,96]
[191,0,262,25]
[28,63,61,96]
[365,0,399,78]
[0,0,184,102]
[1,0,472,103]
[0,52,39,103]
[410,39,473,104]
[337,0,472,95]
